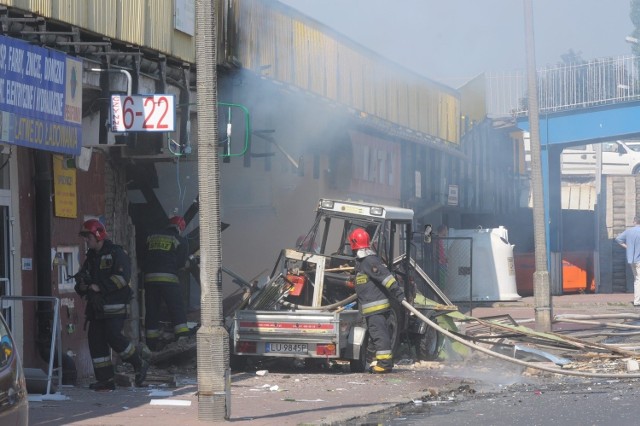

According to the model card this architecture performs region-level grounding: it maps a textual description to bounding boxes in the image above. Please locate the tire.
[416,324,441,361]
[349,332,374,373]
[350,308,400,373]
[230,354,248,371]
[387,304,402,353]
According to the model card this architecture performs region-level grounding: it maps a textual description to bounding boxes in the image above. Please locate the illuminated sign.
[110,94,175,132]
[0,35,82,155]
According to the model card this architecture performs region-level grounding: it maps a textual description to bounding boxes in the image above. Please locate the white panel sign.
[174,0,195,36]
[110,95,175,132]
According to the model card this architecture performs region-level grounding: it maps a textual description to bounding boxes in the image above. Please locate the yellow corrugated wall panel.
[374,67,388,119]
[232,0,460,144]
[87,0,117,38]
[362,57,375,115]
[119,0,145,45]
[53,0,86,25]
[292,22,310,89]
[323,35,338,100]
[396,81,409,128]
[145,0,171,53]
[307,27,326,95]
[273,13,291,81]
[13,0,51,16]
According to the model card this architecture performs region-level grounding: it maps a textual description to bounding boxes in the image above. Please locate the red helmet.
[348,228,370,251]
[169,215,186,232]
[79,219,108,241]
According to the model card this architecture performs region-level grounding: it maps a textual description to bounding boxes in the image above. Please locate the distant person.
[75,219,148,391]
[143,216,192,351]
[435,224,449,288]
[348,227,405,374]
[615,216,640,307]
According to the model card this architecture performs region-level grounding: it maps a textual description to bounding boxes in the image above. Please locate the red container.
[286,274,306,296]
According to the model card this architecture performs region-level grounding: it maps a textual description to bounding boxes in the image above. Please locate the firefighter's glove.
[187,254,200,268]
[73,270,92,295]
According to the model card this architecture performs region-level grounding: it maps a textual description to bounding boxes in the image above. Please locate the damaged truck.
[228,198,456,372]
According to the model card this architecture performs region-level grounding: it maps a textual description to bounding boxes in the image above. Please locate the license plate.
[265,342,308,354]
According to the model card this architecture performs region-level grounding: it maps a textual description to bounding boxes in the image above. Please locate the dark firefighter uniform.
[353,248,405,372]
[75,239,146,388]
[143,225,190,349]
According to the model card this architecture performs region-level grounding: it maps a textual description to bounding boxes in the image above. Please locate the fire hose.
[280,294,357,311]
[402,300,640,379]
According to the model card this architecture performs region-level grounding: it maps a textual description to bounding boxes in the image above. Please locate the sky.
[279,0,634,88]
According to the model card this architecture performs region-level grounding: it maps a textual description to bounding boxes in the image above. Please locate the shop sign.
[0,35,83,155]
[53,154,77,218]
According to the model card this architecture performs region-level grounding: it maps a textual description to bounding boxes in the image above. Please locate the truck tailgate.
[233,309,360,358]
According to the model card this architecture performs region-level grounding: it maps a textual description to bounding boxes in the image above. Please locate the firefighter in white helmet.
[348,227,405,374]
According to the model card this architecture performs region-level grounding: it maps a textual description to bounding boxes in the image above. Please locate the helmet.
[79,219,108,241]
[348,228,370,251]
[169,215,186,232]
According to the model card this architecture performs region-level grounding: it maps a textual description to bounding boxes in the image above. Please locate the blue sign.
[0,35,83,155]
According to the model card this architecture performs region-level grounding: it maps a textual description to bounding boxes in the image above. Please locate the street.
[352,377,640,426]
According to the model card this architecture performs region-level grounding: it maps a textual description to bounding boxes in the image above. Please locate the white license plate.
[265,342,308,354]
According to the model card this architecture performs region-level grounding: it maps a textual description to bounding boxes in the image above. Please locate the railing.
[485,55,640,118]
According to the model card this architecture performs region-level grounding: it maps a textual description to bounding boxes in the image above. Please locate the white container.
[444,226,521,302]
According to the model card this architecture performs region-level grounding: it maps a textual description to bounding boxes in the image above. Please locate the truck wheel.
[349,332,375,373]
[416,325,441,361]
[230,354,247,371]
[388,305,401,353]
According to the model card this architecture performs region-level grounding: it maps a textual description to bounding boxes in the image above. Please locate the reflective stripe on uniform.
[355,273,369,285]
[146,329,161,339]
[375,350,393,360]
[110,274,129,289]
[144,272,180,284]
[361,299,390,315]
[382,275,396,289]
[174,323,189,334]
[92,356,112,369]
[103,303,129,315]
[119,343,136,359]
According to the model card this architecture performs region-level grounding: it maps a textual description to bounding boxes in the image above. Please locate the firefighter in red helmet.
[348,227,405,374]
[75,219,148,391]
[142,215,192,351]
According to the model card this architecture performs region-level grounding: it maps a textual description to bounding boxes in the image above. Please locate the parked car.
[625,140,640,152]
[0,312,28,425]
[561,140,640,175]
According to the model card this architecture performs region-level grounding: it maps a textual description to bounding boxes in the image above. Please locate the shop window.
[55,246,80,294]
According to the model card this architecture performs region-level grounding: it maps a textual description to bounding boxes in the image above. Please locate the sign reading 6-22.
[110,94,175,132]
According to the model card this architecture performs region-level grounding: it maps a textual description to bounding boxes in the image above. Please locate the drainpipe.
[34,151,53,361]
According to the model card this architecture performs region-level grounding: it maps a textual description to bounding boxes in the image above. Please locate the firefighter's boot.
[369,365,392,374]
[134,358,150,387]
[89,378,116,391]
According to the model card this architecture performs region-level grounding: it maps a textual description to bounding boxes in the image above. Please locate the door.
[0,149,12,326]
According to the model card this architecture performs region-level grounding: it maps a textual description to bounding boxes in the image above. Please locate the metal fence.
[486,55,640,118]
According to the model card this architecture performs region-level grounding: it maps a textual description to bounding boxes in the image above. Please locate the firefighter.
[143,215,191,351]
[75,219,148,391]
[348,227,405,374]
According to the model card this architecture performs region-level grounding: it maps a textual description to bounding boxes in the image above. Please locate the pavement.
[28,292,639,426]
